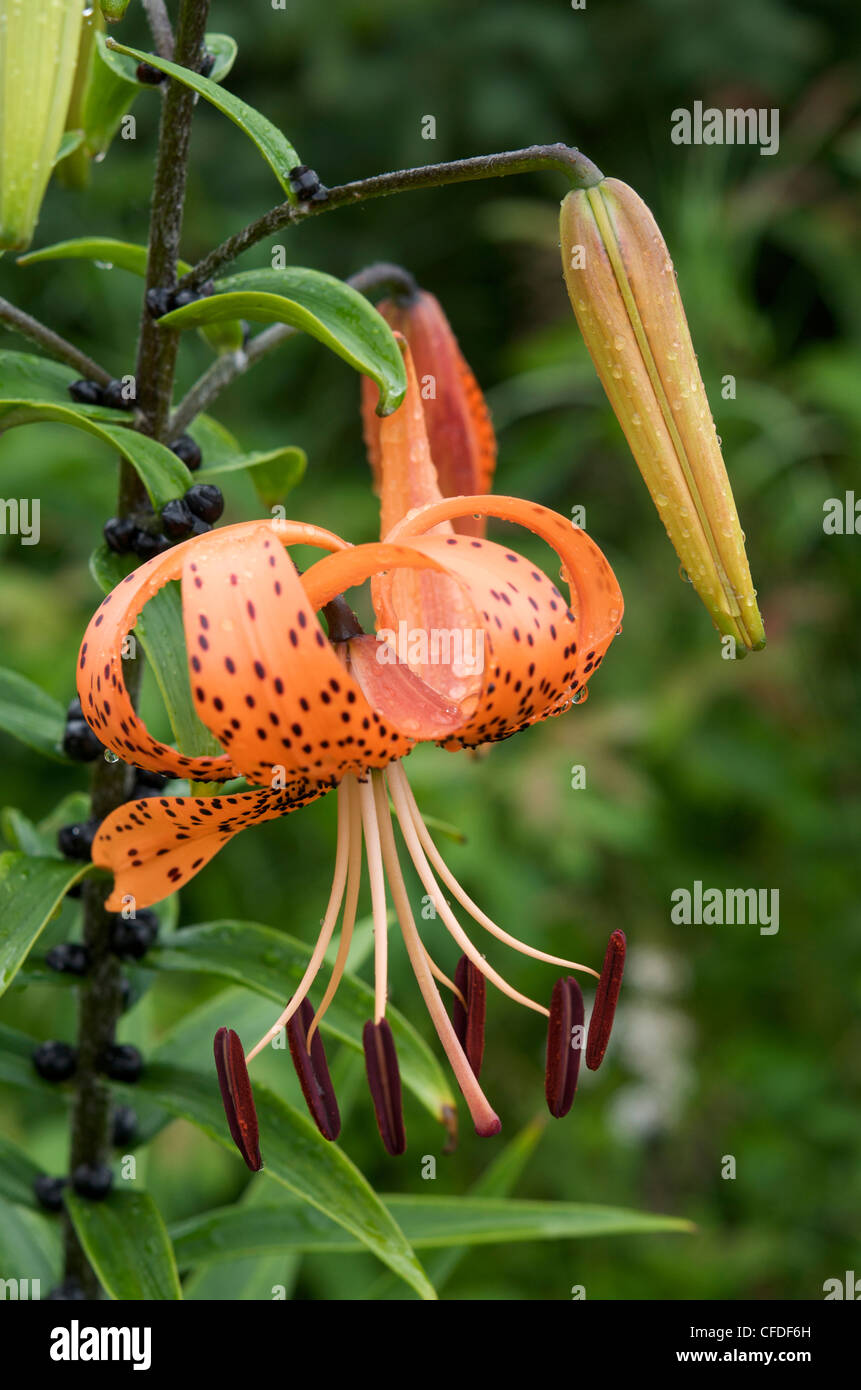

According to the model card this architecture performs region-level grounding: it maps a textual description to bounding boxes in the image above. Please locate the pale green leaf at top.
[0,853,90,998]
[106,38,300,197]
[161,269,408,415]
[0,666,66,759]
[128,1061,436,1301]
[65,1190,183,1300]
[0,403,191,507]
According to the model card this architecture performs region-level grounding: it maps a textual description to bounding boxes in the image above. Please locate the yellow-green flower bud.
[0,0,84,250]
[561,177,765,653]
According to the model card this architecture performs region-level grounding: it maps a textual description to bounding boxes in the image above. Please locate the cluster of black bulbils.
[67,374,225,558]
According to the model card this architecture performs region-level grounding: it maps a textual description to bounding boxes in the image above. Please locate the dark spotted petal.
[545,976,584,1118]
[286,997,341,1141]
[586,929,627,1070]
[451,954,486,1078]
[213,1026,263,1171]
[362,1019,406,1155]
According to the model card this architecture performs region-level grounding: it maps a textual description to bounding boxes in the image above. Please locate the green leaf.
[172,1194,693,1266]
[54,130,84,165]
[183,1177,300,1301]
[0,349,122,416]
[17,242,243,357]
[0,1193,61,1290]
[0,853,89,996]
[1,792,91,857]
[161,268,408,415]
[105,39,300,196]
[130,1061,436,1300]
[0,1135,43,1208]
[368,1115,547,1299]
[65,1190,183,1300]
[197,445,306,508]
[97,31,237,89]
[0,666,66,759]
[0,402,191,507]
[20,236,173,275]
[149,921,456,1125]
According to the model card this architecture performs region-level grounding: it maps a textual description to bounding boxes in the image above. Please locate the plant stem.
[142,0,175,58]
[0,296,112,384]
[63,0,211,1298]
[169,262,419,435]
[177,144,604,291]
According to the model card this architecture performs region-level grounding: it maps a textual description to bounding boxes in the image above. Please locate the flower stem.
[0,295,112,384]
[176,144,604,292]
[62,0,211,1297]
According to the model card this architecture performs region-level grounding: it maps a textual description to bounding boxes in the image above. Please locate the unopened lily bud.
[362,289,496,537]
[0,0,84,250]
[560,178,765,652]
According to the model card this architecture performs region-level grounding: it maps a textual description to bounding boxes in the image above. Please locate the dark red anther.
[286,997,341,1141]
[545,975,584,1118]
[363,1019,406,1155]
[586,929,627,1070]
[451,954,486,1078]
[213,1027,262,1172]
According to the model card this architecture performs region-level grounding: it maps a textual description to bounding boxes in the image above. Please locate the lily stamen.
[394,766,601,980]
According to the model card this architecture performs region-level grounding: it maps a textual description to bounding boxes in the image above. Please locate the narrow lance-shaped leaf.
[127,1061,437,1301]
[170,1193,694,1264]
[105,38,300,197]
[0,403,191,507]
[65,1190,183,1300]
[160,268,409,415]
[0,853,90,998]
[0,666,66,759]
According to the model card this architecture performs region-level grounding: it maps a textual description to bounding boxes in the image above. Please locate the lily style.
[76,335,626,1163]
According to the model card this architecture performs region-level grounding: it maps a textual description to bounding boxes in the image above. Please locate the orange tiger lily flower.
[76,345,625,1157]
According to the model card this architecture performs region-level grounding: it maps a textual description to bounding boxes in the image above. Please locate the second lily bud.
[560,177,765,653]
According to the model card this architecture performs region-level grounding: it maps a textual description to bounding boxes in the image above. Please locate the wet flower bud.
[0,0,85,249]
[560,178,765,653]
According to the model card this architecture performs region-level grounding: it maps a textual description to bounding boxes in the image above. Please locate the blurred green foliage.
[0,0,858,1300]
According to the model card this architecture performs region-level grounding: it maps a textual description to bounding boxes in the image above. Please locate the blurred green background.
[1,0,859,1300]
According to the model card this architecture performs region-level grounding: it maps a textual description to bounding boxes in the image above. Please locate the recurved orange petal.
[77,518,348,781]
[94,784,322,911]
[181,526,414,787]
[383,496,623,746]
